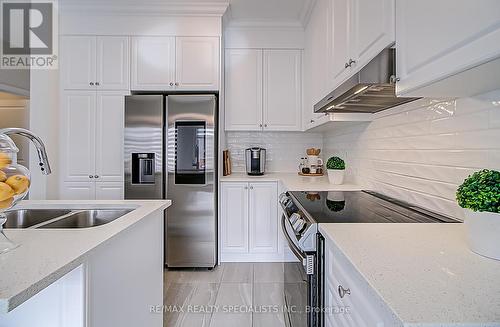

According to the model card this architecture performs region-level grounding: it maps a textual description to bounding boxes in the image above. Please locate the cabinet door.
[131,36,175,90]
[61,36,96,90]
[249,182,278,254]
[224,49,263,131]
[352,0,395,68]
[304,0,330,129]
[96,36,130,90]
[221,182,249,254]
[396,0,500,96]
[95,182,124,200]
[175,37,219,90]
[61,91,96,182]
[263,50,302,131]
[95,92,124,182]
[328,0,353,87]
[60,182,95,200]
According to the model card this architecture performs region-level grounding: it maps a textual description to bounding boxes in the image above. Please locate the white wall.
[322,90,500,221]
[226,131,322,172]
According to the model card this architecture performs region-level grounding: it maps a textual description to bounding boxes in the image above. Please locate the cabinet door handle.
[94,175,99,179]
[264,124,268,128]
[89,175,94,178]
[95,82,100,86]
[345,58,356,68]
[89,82,94,86]
[249,185,254,190]
[175,82,179,86]
[338,285,351,298]
[169,82,174,86]
[310,119,315,123]
[259,124,263,128]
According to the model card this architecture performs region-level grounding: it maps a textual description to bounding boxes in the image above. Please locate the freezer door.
[124,95,164,199]
[166,95,217,267]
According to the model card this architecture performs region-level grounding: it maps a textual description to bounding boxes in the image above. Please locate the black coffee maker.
[245,147,266,176]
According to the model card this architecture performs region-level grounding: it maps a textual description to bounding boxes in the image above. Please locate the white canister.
[327,169,345,185]
[464,209,500,260]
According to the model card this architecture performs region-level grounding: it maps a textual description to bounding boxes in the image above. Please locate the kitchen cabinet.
[224,49,263,131]
[324,235,394,326]
[395,0,500,97]
[327,0,395,90]
[131,36,219,91]
[263,50,302,131]
[131,36,175,90]
[220,182,249,254]
[62,36,129,90]
[95,182,125,200]
[249,182,278,253]
[61,91,125,199]
[303,0,330,129]
[175,37,219,90]
[220,181,281,261]
[225,49,302,131]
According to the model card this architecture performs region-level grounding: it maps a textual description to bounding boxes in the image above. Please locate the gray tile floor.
[164,263,288,327]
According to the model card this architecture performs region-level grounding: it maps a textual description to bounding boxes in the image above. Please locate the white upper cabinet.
[225,48,303,131]
[62,36,129,90]
[96,36,130,90]
[328,0,352,84]
[62,36,96,90]
[396,0,500,97]
[131,36,220,91]
[225,49,263,131]
[95,93,124,182]
[263,50,302,131]
[327,0,395,89]
[131,36,176,90]
[352,0,395,72]
[61,91,96,182]
[175,37,219,90]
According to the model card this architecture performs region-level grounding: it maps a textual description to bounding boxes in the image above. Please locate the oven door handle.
[281,214,314,274]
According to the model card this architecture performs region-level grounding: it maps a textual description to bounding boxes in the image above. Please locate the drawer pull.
[338,285,351,298]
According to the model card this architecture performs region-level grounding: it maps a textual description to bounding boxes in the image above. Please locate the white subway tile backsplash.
[323,89,500,220]
[225,131,323,172]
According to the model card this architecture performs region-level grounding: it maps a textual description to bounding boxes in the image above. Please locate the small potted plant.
[456,169,500,260]
[326,156,345,185]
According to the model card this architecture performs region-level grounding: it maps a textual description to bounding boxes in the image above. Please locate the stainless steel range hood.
[314,48,419,113]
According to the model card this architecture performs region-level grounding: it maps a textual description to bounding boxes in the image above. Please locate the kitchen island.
[0,199,170,327]
[320,223,500,326]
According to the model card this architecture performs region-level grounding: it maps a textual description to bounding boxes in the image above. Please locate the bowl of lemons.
[0,134,30,253]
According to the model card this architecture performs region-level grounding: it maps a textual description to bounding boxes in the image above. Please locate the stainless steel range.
[279,190,459,327]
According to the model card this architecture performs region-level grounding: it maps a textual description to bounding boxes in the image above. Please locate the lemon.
[0,170,6,182]
[0,153,11,169]
[0,182,15,201]
[0,196,13,209]
[5,175,30,195]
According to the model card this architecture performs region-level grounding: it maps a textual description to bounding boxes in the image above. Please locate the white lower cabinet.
[221,181,283,261]
[62,182,124,200]
[324,235,396,326]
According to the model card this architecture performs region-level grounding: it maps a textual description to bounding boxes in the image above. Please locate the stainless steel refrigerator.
[124,94,217,268]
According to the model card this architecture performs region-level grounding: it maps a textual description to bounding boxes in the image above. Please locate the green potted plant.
[326,156,345,185]
[456,169,500,260]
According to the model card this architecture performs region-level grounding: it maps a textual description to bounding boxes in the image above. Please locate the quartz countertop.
[220,172,363,191]
[0,199,171,314]
[319,223,500,325]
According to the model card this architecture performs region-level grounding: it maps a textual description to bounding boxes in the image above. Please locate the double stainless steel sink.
[4,209,133,229]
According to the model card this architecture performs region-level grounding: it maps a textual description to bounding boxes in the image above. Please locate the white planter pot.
[464,209,500,260]
[327,169,345,185]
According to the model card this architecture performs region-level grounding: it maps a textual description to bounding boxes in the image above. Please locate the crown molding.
[225,19,304,29]
[60,1,229,17]
[299,0,316,27]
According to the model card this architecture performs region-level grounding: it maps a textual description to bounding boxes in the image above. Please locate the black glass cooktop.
[289,190,458,224]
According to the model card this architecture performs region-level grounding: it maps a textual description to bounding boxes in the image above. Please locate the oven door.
[281,214,317,327]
